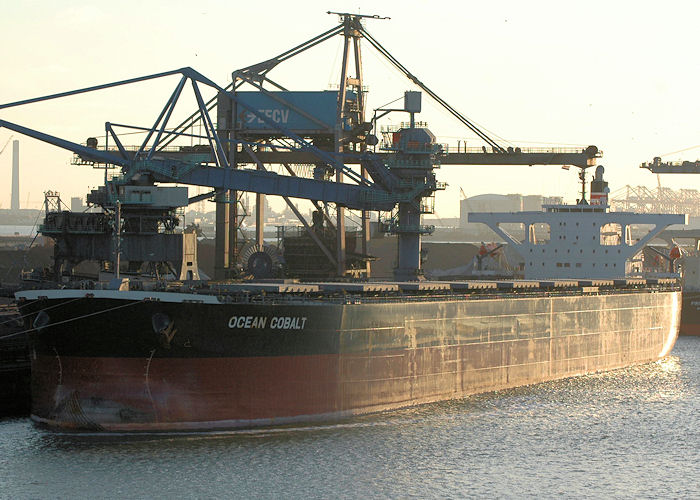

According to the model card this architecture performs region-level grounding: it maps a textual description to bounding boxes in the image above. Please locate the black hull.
[0,308,30,416]
[18,287,681,431]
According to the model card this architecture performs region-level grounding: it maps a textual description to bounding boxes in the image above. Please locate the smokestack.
[11,140,19,211]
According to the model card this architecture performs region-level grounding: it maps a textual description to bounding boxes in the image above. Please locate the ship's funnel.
[11,140,19,210]
[590,165,609,206]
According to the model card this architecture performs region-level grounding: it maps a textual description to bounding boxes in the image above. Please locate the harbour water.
[1,337,698,499]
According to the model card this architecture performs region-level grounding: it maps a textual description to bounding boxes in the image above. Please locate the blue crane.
[0,68,402,212]
[0,13,598,281]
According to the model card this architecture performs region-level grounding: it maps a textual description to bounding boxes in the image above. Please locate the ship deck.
[16,277,680,306]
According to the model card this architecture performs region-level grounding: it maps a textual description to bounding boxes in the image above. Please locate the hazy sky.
[2,0,700,217]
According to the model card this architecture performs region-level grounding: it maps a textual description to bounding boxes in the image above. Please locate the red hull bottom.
[31,329,675,432]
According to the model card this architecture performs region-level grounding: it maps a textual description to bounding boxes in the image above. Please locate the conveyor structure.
[0,13,601,281]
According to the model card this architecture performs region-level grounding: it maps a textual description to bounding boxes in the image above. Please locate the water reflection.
[655,355,682,374]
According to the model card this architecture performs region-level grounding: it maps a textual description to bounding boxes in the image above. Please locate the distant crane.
[0,135,13,157]
[641,149,700,207]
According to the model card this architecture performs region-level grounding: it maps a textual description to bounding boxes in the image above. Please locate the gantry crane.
[0,13,601,281]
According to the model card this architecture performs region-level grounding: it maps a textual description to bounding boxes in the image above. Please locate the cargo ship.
[15,278,681,432]
[639,231,700,336]
[15,168,685,432]
[680,293,700,336]
[4,14,687,431]
[678,254,700,336]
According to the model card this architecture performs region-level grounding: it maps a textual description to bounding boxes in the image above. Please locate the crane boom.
[641,156,700,174]
[0,117,397,211]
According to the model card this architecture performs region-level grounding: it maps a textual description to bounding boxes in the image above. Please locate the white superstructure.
[470,204,684,279]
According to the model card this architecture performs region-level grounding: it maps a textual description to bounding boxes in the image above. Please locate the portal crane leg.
[214,96,239,280]
[355,34,371,277]
[256,193,265,248]
[334,27,352,277]
[395,203,422,281]
[361,163,371,277]
[214,191,232,280]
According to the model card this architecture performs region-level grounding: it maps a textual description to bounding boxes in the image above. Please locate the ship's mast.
[578,166,588,204]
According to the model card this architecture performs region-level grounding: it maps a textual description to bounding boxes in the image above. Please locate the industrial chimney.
[11,140,19,211]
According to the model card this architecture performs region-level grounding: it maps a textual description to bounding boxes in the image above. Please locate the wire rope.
[0,299,143,340]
